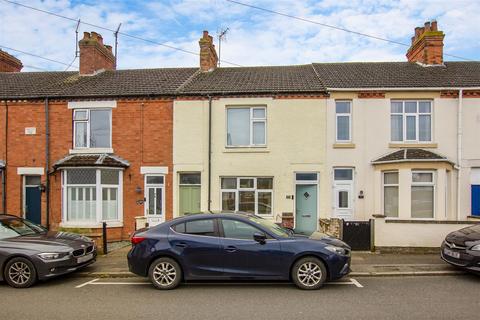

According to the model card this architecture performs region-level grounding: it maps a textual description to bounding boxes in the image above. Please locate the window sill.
[70,148,114,154]
[223,147,270,154]
[333,143,356,149]
[388,143,437,149]
[60,221,123,229]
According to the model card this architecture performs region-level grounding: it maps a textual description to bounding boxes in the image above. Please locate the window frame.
[220,177,274,216]
[218,218,267,241]
[170,218,220,238]
[226,106,267,147]
[410,170,436,219]
[382,171,399,218]
[335,100,352,143]
[61,167,123,227]
[73,108,113,150]
[390,100,433,143]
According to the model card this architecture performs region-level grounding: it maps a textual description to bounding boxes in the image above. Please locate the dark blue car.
[127,212,351,290]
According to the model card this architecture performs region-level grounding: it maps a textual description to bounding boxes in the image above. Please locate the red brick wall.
[0,98,173,240]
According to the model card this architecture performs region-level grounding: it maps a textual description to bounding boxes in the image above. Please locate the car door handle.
[225,246,237,253]
[175,242,187,248]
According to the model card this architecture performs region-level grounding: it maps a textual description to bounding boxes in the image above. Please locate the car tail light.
[131,235,146,245]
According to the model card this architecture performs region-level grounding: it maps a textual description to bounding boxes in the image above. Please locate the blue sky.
[0,0,479,71]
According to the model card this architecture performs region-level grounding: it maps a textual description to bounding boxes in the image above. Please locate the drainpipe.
[3,101,8,213]
[45,97,50,229]
[207,95,212,211]
[456,89,463,221]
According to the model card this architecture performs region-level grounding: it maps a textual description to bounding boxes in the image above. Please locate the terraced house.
[1,21,479,249]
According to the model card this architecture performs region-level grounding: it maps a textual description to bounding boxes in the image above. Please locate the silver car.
[0,214,96,288]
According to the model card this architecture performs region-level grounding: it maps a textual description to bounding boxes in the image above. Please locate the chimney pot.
[406,20,445,65]
[79,31,115,75]
[198,30,218,72]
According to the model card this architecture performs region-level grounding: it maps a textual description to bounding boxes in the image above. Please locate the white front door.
[333,168,354,220]
[144,175,165,226]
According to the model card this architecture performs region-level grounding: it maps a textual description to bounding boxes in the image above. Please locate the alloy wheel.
[8,261,32,286]
[152,262,177,286]
[297,262,322,287]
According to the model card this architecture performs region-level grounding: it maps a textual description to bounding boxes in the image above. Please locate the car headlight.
[470,244,480,251]
[325,245,347,255]
[38,252,69,261]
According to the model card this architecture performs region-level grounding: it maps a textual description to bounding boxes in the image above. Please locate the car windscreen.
[247,216,291,238]
[0,217,45,239]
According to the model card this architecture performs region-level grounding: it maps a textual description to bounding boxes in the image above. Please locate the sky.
[0,0,479,71]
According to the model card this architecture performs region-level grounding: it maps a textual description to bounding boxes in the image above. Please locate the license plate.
[77,253,94,264]
[444,248,460,259]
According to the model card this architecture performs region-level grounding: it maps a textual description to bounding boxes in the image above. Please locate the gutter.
[2,100,7,213]
[456,89,463,221]
[207,95,212,211]
[327,87,480,92]
[45,97,50,229]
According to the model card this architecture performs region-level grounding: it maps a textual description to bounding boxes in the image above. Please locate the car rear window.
[173,219,216,237]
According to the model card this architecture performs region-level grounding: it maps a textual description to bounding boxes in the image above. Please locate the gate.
[342,220,372,251]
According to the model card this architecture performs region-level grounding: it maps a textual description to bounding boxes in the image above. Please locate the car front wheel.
[148,257,182,290]
[291,257,327,290]
[4,257,37,288]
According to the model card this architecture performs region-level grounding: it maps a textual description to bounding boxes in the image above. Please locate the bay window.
[221,177,273,215]
[63,168,122,225]
[411,171,435,218]
[391,101,432,142]
[74,109,112,149]
[226,107,266,147]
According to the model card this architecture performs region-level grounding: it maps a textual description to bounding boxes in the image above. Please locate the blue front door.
[25,186,41,224]
[295,184,318,235]
[472,185,480,216]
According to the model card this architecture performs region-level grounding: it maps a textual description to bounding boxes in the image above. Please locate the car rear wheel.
[148,257,182,290]
[4,257,37,288]
[291,257,327,290]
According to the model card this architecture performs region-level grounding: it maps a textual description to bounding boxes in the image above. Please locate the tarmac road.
[0,274,479,320]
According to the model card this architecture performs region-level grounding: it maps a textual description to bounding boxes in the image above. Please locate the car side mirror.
[284,227,294,236]
[253,232,266,244]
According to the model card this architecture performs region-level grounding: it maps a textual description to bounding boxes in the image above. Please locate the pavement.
[1,275,479,320]
[76,245,464,278]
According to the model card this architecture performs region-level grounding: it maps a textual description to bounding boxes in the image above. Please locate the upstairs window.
[335,101,351,142]
[227,107,266,147]
[74,109,111,149]
[391,101,432,142]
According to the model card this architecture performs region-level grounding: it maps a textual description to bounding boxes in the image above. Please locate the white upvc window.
[62,168,123,225]
[144,175,166,217]
[73,109,112,149]
[411,170,435,219]
[335,101,351,142]
[391,100,432,142]
[226,106,266,147]
[383,171,399,218]
[220,177,273,215]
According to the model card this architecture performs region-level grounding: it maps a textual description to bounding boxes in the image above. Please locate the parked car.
[441,224,480,273]
[0,214,96,288]
[128,212,351,290]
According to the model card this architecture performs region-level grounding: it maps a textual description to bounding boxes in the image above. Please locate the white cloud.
[0,0,478,71]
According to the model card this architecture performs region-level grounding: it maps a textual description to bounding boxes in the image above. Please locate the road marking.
[75,278,99,288]
[75,278,362,288]
[328,278,363,288]
[350,278,364,288]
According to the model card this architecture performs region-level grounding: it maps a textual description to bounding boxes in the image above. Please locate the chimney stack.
[79,31,115,75]
[199,31,218,72]
[406,20,445,65]
[0,49,23,72]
